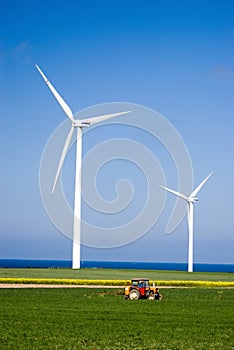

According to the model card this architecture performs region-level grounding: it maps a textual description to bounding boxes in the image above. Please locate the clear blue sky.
[1,0,233,263]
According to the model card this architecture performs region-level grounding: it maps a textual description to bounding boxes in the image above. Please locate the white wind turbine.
[36,65,131,269]
[160,172,213,272]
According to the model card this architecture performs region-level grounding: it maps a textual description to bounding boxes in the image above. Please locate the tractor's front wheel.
[129,289,140,300]
[147,292,155,300]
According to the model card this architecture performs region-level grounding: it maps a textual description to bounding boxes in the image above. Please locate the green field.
[0,268,233,282]
[0,287,233,349]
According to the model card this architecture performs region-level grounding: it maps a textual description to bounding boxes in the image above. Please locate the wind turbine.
[160,172,213,272]
[36,65,131,269]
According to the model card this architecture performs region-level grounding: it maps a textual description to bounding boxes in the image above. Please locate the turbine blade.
[190,171,214,198]
[159,185,189,201]
[52,126,75,193]
[36,65,74,122]
[82,110,131,125]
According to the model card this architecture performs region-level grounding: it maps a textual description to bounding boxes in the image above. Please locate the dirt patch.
[0,284,124,289]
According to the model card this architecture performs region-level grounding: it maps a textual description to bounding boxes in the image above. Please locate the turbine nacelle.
[72,120,91,128]
[188,197,199,203]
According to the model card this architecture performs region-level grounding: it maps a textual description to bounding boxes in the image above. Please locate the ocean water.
[0,259,233,273]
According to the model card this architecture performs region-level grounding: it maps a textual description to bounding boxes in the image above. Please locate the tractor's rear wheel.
[129,289,140,300]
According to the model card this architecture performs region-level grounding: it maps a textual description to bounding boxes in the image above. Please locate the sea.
[0,260,233,273]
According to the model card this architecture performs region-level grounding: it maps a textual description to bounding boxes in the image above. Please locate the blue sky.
[1,0,234,264]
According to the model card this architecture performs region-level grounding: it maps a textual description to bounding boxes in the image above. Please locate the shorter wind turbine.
[36,64,131,268]
[160,172,213,272]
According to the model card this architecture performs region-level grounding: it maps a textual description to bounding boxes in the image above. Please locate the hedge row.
[156,280,234,288]
[0,278,233,288]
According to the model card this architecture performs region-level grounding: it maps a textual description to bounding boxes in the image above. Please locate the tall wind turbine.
[160,172,213,272]
[36,65,131,269]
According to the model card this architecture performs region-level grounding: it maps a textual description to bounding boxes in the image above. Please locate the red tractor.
[124,278,163,300]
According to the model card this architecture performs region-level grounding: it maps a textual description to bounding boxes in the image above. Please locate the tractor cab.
[131,278,150,296]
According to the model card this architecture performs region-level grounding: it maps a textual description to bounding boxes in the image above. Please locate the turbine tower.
[160,172,213,272]
[36,65,131,269]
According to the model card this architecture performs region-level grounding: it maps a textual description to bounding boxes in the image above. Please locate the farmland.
[0,287,233,349]
[1,267,233,282]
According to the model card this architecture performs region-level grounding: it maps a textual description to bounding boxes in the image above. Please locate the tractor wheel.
[155,293,163,300]
[129,289,140,300]
[147,292,155,300]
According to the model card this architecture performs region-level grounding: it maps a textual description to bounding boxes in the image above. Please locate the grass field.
[0,287,233,349]
[0,268,233,282]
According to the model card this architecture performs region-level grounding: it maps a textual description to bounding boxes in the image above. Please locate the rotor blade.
[36,65,74,122]
[52,126,75,193]
[159,185,189,201]
[82,110,131,125]
[190,171,214,198]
